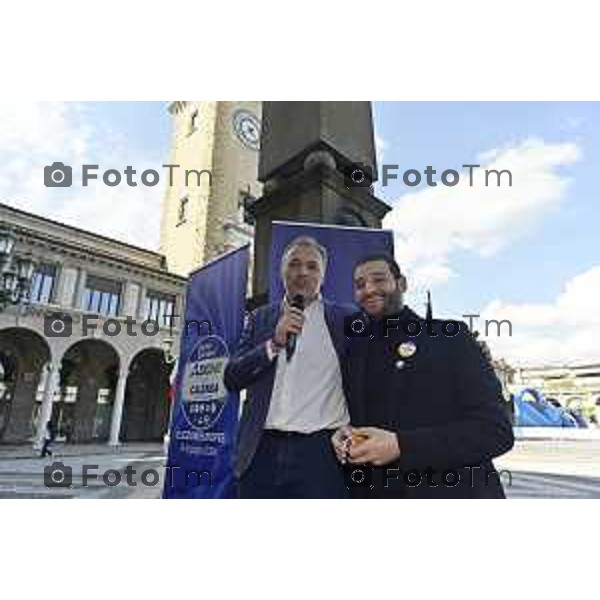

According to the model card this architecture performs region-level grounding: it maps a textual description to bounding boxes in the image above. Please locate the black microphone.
[286,294,305,362]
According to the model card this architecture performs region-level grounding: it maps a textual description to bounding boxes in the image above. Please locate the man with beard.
[332,254,514,498]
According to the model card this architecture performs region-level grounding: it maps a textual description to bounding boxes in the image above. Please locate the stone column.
[34,359,61,450]
[252,102,391,300]
[54,266,79,307]
[74,268,87,310]
[108,361,129,446]
[121,281,140,318]
[137,284,148,320]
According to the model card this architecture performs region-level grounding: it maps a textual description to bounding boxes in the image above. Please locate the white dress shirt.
[264,297,349,432]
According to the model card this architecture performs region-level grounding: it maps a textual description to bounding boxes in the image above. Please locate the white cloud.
[480,265,600,366]
[383,137,581,294]
[0,102,163,250]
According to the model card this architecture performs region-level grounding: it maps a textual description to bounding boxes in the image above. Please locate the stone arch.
[120,348,171,442]
[60,338,121,443]
[0,327,52,442]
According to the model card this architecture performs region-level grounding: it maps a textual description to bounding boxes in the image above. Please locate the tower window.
[188,110,199,135]
[177,196,189,226]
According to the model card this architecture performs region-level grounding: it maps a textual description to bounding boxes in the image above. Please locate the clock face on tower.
[232,109,261,151]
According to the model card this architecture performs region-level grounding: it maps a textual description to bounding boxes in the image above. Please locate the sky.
[0,101,598,367]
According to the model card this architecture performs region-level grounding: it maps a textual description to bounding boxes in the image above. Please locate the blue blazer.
[223,300,352,478]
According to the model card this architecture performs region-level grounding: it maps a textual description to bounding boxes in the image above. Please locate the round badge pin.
[397,341,417,359]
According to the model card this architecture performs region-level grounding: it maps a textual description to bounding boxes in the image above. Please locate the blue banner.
[163,245,250,499]
[269,221,395,304]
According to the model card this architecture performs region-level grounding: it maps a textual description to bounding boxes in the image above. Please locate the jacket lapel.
[323,301,346,361]
[255,303,280,343]
[384,309,422,415]
[348,308,423,426]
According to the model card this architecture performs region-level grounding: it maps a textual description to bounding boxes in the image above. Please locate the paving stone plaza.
[1,439,599,499]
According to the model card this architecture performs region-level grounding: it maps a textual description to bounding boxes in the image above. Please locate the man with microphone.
[224,236,351,498]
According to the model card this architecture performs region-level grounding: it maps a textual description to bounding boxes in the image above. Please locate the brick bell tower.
[160,101,262,277]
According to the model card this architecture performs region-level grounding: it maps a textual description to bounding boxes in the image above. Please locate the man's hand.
[273,304,305,347]
[331,426,352,464]
[347,427,401,466]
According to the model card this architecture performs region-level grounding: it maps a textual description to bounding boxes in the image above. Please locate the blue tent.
[514,388,579,428]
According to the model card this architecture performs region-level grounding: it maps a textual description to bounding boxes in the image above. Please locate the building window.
[29,263,57,304]
[188,110,199,135]
[84,275,121,316]
[145,291,176,327]
[177,196,189,225]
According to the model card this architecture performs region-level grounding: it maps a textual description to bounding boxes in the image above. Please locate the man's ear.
[398,274,407,293]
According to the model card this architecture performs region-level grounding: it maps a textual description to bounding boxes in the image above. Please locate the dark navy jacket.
[344,307,515,498]
[223,300,352,478]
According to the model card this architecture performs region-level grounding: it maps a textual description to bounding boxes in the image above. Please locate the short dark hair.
[353,253,402,280]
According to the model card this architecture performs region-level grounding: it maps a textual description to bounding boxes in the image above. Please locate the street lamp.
[0,227,36,312]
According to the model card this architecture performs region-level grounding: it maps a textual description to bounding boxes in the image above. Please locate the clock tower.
[159,101,262,277]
